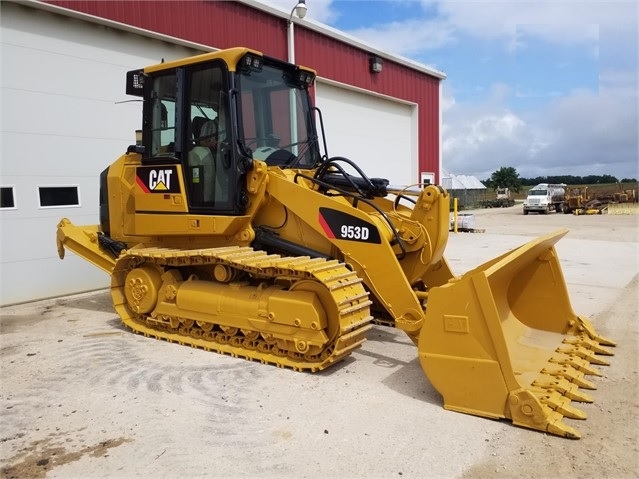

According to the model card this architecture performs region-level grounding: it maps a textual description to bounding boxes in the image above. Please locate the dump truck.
[56,48,615,439]
[523,183,566,214]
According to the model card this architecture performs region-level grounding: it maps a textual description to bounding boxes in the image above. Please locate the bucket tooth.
[547,420,581,440]
[550,353,602,376]
[563,388,593,403]
[541,365,597,390]
[587,355,610,366]
[556,403,587,421]
[563,336,614,356]
[532,376,594,403]
[507,389,582,438]
[594,335,616,347]
[556,344,611,366]
[591,344,614,356]
[575,315,616,347]
[538,392,588,420]
[571,376,597,390]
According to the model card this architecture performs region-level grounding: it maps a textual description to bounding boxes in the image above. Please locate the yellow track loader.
[56,47,615,438]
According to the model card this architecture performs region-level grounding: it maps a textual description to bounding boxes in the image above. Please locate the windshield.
[530,190,548,196]
[237,63,319,168]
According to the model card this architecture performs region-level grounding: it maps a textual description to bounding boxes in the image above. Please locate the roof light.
[296,69,315,86]
[240,54,263,73]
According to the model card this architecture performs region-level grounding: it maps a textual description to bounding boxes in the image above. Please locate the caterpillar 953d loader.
[56,47,615,439]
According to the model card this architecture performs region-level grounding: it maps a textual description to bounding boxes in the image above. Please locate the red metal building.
[48,0,444,183]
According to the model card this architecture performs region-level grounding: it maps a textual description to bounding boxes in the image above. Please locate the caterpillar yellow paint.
[57,47,614,438]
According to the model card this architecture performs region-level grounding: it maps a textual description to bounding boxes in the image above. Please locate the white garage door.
[315,81,417,186]
[0,3,204,305]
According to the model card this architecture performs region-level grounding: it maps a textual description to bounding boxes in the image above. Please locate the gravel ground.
[1,204,637,479]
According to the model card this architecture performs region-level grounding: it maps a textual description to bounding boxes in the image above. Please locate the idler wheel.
[124,265,162,314]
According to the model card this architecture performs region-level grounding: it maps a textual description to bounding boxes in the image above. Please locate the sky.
[260,0,638,181]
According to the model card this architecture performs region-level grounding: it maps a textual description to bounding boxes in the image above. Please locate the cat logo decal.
[136,166,180,193]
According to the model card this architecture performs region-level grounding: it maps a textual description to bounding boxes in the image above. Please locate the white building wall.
[0,3,203,305]
[0,2,418,306]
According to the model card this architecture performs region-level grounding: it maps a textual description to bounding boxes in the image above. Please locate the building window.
[38,186,80,208]
[421,172,435,185]
[1,186,16,209]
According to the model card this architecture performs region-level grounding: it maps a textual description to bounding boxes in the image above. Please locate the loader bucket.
[419,229,615,438]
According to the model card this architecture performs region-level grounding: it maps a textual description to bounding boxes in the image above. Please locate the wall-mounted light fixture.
[369,56,383,74]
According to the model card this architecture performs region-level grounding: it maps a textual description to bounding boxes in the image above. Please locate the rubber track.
[111,246,373,372]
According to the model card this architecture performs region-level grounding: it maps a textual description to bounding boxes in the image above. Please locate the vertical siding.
[48,0,440,182]
[48,1,288,58]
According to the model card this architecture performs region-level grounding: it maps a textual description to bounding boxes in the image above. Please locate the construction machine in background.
[586,187,637,214]
[495,186,515,206]
[615,189,637,203]
[566,185,638,215]
[480,186,515,208]
[56,48,615,439]
[564,186,590,214]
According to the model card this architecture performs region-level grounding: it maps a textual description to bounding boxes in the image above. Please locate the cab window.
[148,74,177,157]
[184,63,233,211]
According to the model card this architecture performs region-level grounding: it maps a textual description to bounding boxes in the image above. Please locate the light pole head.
[290,0,307,21]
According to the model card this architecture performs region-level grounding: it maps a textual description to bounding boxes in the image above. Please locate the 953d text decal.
[318,207,381,244]
[136,166,181,194]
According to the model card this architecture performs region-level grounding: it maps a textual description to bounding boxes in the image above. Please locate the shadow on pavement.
[56,290,114,313]
[381,357,442,407]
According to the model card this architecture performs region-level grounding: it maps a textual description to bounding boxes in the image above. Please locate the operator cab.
[125,49,321,216]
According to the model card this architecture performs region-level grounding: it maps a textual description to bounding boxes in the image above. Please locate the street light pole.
[287,20,295,63]
[287,1,307,151]
[287,0,307,63]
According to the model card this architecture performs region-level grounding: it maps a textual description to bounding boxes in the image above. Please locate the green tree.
[490,166,522,193]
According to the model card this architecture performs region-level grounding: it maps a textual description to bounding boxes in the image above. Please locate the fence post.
[453,197,458,233]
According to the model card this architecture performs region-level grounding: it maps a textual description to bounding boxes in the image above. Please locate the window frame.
[37,185,81,209]
[0,185,17,210]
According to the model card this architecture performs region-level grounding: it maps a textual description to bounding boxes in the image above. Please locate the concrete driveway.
[1,205,637,478]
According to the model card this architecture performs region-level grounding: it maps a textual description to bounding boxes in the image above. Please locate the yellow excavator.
[56,47,615,439]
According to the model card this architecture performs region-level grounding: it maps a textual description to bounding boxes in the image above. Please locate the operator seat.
[188,119,217,203]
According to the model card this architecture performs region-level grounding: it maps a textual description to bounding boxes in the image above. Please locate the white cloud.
[442,84,558,179]
[345,20,457,54]
[537,89,639,177]
[442,80,638,180]
[515,24,600,63]
[425,0,633,49]
[516,23,599,48]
